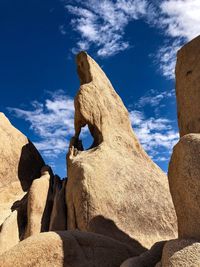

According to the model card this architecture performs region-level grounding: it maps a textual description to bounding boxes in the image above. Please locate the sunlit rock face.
[66,51,177,250]
[0,231,137,267]
[0,113,44,226]
[176,35,200,137]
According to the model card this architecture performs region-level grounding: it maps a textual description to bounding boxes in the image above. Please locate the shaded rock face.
[168,134,200,239]
[160,239,200,267]
[49,176,67,231]
[0,231,137,267]
[0,113,44,226]
[120,241,165,267]
[176,35,200,137]
[0,113,44,191]
[67,52,177,250]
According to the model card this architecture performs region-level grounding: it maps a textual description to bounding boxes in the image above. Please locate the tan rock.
[49,176,67,231]
[175,35,200,137]
[168,133,200,239]
[0,113,44,225]
[0,230,137,267]
[0,112,44,191]
[0,211,19,254]
[0,181,26,226]
[120,241,165,267]
[0,192,28,253]
[66,52,177,250]
[25,166,53,238]
[161,239,200,267]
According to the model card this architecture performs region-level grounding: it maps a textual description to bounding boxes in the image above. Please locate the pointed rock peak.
[76,51,111,86]
[74,52,139,151]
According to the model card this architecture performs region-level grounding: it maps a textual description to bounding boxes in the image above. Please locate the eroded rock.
[66,52,177,250]
[168,134,200,239]
[24,166,53,238]
[0,113,44,225]
[176,35,200,137]
[160,239,200,267]
[49,176,67,231]
[0,230,137,267]
[120,241,165,267]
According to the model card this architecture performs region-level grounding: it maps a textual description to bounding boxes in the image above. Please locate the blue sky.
[1,0,200,178]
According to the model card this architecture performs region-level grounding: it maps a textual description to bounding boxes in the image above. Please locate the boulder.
[0,211,19,255]
[0,113,44,225]
[120,241,165,267]
[0,230,138,267]
[160,239,200,267]
[175,35,200,137]
[0,192,28,253]
[24,166,53,238]
[168,133,200,239]
[49,176,67,231]
[0,112,44,191]
[66,52,177,250]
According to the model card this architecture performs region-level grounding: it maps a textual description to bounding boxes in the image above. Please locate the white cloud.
[64,0,200,78]
[8,90,75,158]
[155,39,183,79]
[65,0,149,57]
[135,88,175,108]
[155,0,200,79]
[160,0,200,40]
[129,110,179,162]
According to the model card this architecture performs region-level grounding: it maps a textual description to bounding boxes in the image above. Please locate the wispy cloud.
[65,0,149,57]
[8,90,75,158]
[129,88,178,163]
[64,0,200,78]
[154,39,183,79]
[160,0,200,40]
[155,0,200,79]
[129,110,178,161]
[135,88,175,109]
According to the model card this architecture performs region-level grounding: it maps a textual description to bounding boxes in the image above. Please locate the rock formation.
[24,166,54,238]
[49,176,67,231]
[168,134,200,239]
[160,239,200,267]
[0,231,137,267]
[2,36,200,266]
[0,113,44,191]
[158,35,200,266]
[0,113,44,225]
[176,35,200,137]
[0,211,19,254]
[120,241,165,267]
[66,51,177,251]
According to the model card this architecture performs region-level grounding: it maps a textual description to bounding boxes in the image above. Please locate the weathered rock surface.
[175,35,200,137]
[0,112,44,191]
[0,230,138,267]
[168,134,200,239]
[160,239,200,267]
[67,51,177,250]
[120,241,165,267]
[0,113,44,225]
[0,211,19,255]
[49,176,67,231]
[25,166,53,238]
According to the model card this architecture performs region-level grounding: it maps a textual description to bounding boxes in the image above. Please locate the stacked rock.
[158,35,200,267]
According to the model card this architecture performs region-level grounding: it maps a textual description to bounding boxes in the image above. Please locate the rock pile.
[157,35,200,267]
[0,36,199,266]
